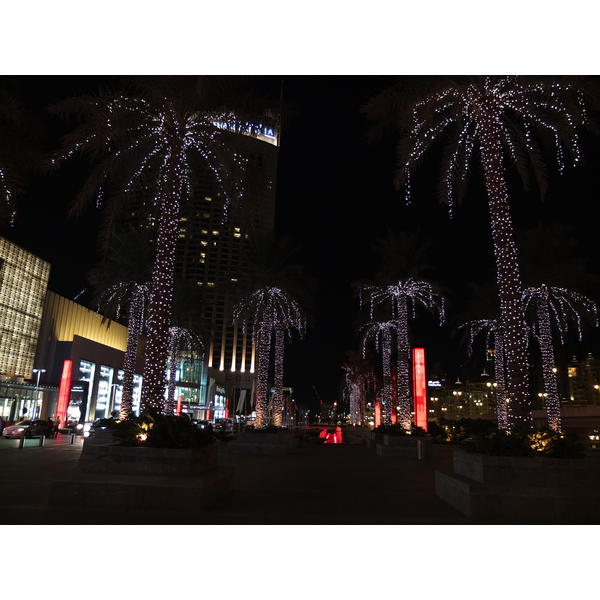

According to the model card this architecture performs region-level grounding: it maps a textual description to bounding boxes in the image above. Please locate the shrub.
[462,427,587,458]
[375,423,429,437]
[111,412,215,448]
[244,424,288,433]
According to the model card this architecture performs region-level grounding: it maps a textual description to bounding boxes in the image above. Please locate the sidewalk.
[0,434,475,525]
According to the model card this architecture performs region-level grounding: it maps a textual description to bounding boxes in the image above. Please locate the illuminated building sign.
[428,380,442,388]
[56,360,73,424]
[413,348,427,432]
[212,121,278,146]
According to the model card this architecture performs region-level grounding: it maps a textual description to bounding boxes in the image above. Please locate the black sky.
[2,75,600,414]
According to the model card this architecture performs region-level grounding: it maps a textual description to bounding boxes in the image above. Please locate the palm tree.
[360,280,445,428]
[49,76,278,412]
[233,287,306,427]
[359,320,399,426]
[342,350,376,426]
[356,231,444,429]
[460,318,508,429]
[231,234,311,428]
[523,284,598,430]
[87,225,153,419]
[518,223,600,431]
[363,75,599,427]
[165,326,204,416]
[0,84,43,227]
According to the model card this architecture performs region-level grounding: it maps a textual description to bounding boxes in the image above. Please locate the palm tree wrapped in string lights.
[49,76,278,412]
[523,284,598,431]
[233,287,306,428]
[360,278,445,429]
[363,75,598,427]
[342,350,376,426]
[460,318,508,429]
[360,320,399,426]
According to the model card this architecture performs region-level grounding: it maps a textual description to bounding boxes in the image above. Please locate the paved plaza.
[0,433,479,525]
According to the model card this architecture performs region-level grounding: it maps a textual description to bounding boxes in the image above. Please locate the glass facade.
[0,381,43,421]
[169,355,207,417]
[111,370,142,417]
[0,238,50,379]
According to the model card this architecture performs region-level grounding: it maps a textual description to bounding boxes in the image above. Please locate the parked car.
[214,419,233,434]
[195,420,213,431]
[89,418,115,437]
[2,419,48,438]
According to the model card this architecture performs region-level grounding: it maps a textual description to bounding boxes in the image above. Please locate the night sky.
[3,75,600,415]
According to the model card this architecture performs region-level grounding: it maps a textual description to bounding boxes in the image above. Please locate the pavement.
[0,431,477,526]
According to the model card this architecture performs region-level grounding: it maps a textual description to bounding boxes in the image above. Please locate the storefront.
[0,380,57,424]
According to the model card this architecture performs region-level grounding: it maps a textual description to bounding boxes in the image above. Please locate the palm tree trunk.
[494,330,508,429]
[537,287,561,431]
[382,329,394,426]
[255,327,271,428]
[396,296,412,429]
[479,118,531,428]
[272,325,284,427]
[165,337,178,416]
[141,168,181,413]
[120,290,143,420]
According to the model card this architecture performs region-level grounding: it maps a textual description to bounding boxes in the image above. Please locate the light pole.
[32,368,46,418]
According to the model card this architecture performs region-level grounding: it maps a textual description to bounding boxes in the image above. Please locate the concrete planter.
[79,442,218,475]
[376,436,432,459]
[50,442,233,512]
[227,431,291,455]
[435,451,600,522]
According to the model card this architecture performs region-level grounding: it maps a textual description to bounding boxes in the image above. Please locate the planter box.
[435,451,600,522]
[49,442,233,513]
[49,466,234,512]
[79,442,218,476]
[376,436,432,459]
[226,431,291,455]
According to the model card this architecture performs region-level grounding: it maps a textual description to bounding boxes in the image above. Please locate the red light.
[56,360,73,425]
[413,348,427,432]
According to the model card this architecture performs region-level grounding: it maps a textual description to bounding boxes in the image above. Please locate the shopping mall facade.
[0,236,217,426]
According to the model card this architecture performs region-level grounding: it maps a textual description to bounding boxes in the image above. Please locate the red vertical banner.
[176,395,183,416]
[413,348,427,431]
[374,400,381,427]
[56,360,73,425]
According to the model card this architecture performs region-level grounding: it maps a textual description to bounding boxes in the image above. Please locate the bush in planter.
[427,421,452,443]
[110,412,215,448]
[244,424,289,433]
[462,427,587,458]
[375,423,429,437]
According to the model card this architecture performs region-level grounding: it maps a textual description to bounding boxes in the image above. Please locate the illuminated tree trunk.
[141,159,182,413]
[272,325,285,427]
[255,327,271,428]
[120,288,145,420]
[535,286,561,431]
[494,329,509,430]
[396,296,412,429]
[349,382,357,426]
[165,336,179,416]
[480,116,531,427]
[381,329,394,426]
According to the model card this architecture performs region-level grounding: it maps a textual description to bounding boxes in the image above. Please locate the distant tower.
[178,126,279,391]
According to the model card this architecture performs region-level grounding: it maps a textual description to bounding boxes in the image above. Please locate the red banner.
[413,348,427,431]
[56,360,73,425]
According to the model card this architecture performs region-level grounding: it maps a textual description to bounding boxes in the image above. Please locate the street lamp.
[32,368,46,419]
